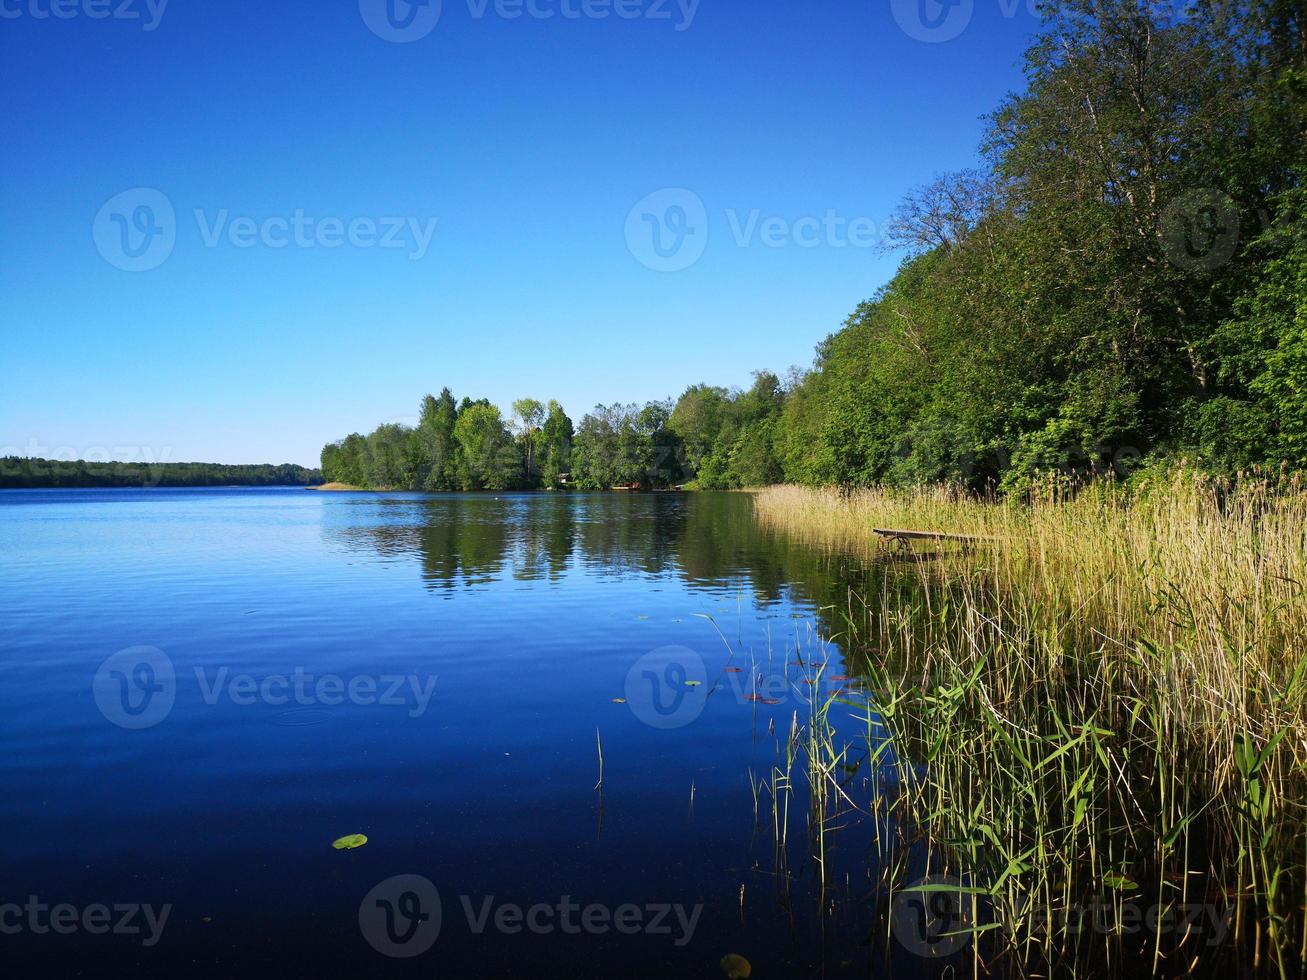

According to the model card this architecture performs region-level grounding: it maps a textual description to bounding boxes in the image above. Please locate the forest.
[323,0,1303,495]
[0,457,322,489]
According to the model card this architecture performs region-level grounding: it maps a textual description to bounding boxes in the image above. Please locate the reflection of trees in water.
[322,494,882,632]
[572,494,685,578]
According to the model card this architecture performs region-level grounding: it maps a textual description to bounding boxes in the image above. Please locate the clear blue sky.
[1,0,1041,467]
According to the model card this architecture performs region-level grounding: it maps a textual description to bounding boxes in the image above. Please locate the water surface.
[1,488,912,978]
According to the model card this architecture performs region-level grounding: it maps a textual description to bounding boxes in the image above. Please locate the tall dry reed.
[752,469,1307,976]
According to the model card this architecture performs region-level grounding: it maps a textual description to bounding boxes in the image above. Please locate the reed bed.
[752,469,1307,977]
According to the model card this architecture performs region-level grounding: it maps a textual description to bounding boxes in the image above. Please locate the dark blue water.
[1,488,919,978]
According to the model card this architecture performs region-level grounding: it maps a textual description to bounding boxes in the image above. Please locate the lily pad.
[720,953,752,978]
[684,680,702,687]
[1102,871,1138,891]
[332,834,368,851]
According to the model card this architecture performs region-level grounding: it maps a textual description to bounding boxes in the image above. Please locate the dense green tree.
[511,397,546,486]
[539,400,574,488]
[1203,182,1307,468]
[569,402,684,490]
[414,389,461,491]
[453,403,519,490]
[667,385,728,478]
[570,404,623,490]
[773,0,1304,492]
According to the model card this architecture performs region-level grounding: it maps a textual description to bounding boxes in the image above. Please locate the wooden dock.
[873,527,992,546]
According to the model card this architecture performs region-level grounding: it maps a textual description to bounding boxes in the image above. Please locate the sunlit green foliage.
[322,3,1301,495]
[773,0,1305,491]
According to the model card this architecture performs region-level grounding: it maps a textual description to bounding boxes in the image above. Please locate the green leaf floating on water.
[720,953,752,978]
[684,680,701,687]
[332,834,368,851]
[1101,871,1138,891]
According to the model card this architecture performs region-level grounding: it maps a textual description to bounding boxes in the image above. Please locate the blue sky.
[1,0,1041,467]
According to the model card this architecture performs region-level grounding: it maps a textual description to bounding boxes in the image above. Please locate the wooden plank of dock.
[873,527,992,544]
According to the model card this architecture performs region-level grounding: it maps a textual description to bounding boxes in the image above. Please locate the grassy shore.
[752,470,1307,976]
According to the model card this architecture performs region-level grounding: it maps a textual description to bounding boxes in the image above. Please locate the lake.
[1,488,923,978]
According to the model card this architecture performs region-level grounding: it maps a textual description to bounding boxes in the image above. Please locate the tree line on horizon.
[318,376,788,491]
[0,457,322,489]
[326,0,1304,494]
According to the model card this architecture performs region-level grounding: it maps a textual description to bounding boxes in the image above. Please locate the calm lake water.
[1,488,925,978]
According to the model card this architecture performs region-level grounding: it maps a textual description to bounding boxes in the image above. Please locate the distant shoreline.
[306,483,699,494]
[0,456,323,490]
